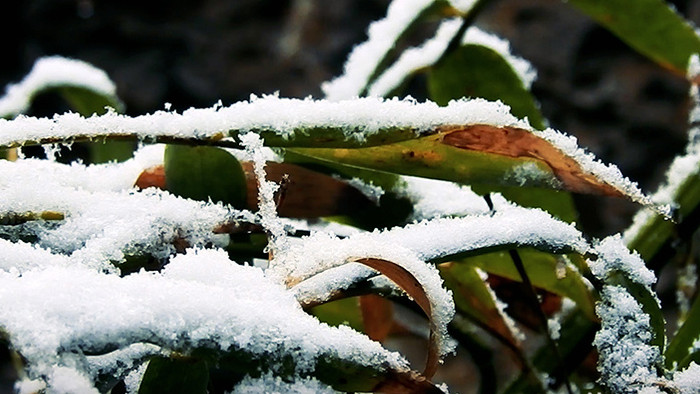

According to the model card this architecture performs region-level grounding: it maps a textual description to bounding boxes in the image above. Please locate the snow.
[461,27,537,89]
[367,18,463,97]
[589,235,657,288]
[231,372,339,393]
[321,0,435,100]
[0,96,531,147]
[394,176,489,221]
[0,249,410,390]
[0,56,119,118]
[593,285,662,394]
[673,362,700,393]
[240,133,288,256]
[0,155,246,272]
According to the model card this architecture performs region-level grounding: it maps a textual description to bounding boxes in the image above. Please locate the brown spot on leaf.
[441,124,622,197]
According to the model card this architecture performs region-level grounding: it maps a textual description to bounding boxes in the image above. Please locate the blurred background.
[1,0,700,392]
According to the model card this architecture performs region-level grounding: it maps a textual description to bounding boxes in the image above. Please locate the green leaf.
[666,293,700,368]
[504,310,599,393]
[164,145,247,208]
[58,86,123,117]
[439,263,523,349]
[568,0,700,74]
[138,356,209,394]
[311,297,364,332]
[428,44,546,130]
[451,248,597,321]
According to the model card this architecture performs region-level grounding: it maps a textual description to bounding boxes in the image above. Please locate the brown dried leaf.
[241,161,376,217]
[440,124,623,197]
[134,165,166,190]
[354,258,439,379]
[372,370,445,394]
[359,294,395,342]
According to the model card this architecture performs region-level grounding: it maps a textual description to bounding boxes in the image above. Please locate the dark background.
[2,0,700,391]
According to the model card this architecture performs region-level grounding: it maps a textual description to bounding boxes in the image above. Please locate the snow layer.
[460,27,537,89]
[0,56,118,118]
[367,18,463,97]
[0,155,245,272]
[322,0,435,100]
[590,235,657,288]
[0,249,408,390]
[0,96,530,147]
[394,176,489,221]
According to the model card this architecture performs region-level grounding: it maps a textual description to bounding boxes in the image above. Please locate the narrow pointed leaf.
[568,0,700,75]
[439,262,523,349]
[665,293,700,368]
[138,356,209,394]
[164,145,247,208]
[451,249,597,321]
[428,44,546,129]
[359,294,395,342]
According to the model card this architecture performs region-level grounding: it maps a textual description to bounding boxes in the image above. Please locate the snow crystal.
[46,367,99,394]
[240,132,288,256]
[0,56,118,118]
[0,249,409,391]
[322,0,435,100]
[231,372,339,393]
[593,286,662,393]
[367,18,463,97]
[461,27,538,89]
[123,362,149,394]
[589,235,657,288]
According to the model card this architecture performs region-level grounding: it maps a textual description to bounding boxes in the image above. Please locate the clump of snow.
[240,133,288,256]
[589,235,657,288]
[593,285,663,394]
[673,362,700,393]
[231,372,339,393]
[321,0,435,100]
[0,249,409,391]
[394,176,489,221]
[0,156,247,272]
[0,56,119,118]
[504,162,560,188]
[367,18,463,97]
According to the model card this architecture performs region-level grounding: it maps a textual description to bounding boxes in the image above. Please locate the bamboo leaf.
[354,257,440,378]
[138,356,209,394]
[291,124,638,200]
[164,145,247,208]
[665,293,700,369]
[451,249,597,321]
[568,0,700,75]
[439,262,523,349]
[428,44,546,130]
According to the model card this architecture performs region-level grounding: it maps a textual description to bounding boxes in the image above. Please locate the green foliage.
[3,1,700,393]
